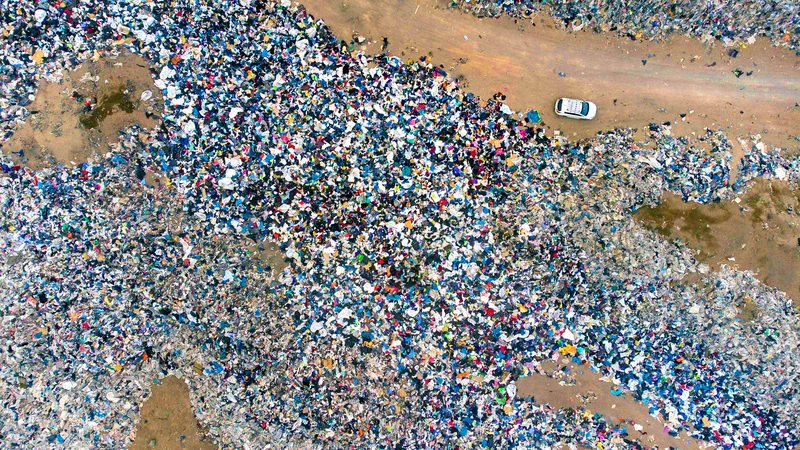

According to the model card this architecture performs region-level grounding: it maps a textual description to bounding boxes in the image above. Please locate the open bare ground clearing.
[519,361,702,449]
[636,179,800,308]
[302,0,800,156]
[130,377,217,450]
[2,49,160,169]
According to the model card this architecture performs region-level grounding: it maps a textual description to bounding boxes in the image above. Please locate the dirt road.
[302,0,800,154]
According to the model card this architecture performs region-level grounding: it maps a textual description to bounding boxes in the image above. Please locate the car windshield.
[581,101,589,116]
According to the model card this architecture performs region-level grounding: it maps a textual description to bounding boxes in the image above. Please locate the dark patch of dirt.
[79,85,137,129]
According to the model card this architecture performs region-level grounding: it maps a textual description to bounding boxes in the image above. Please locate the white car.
[555,98,597,120]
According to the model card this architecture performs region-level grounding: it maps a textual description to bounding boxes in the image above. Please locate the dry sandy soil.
[302,0,800,160]
[130,377,217,450]
[636,179,800,309]
[247,240,291,279]
[2,49,160,169]
[518,361,702,449]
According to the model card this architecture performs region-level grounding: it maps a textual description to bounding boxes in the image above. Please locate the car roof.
[559,98,585,115]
